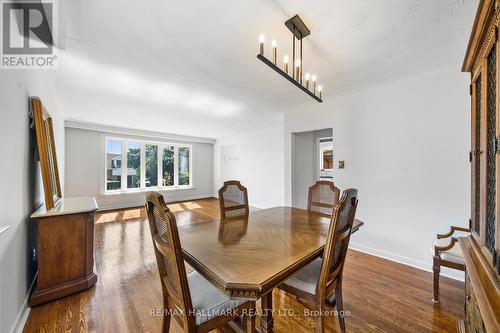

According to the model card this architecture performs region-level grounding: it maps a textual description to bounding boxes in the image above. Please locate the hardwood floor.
[23,198,464,333]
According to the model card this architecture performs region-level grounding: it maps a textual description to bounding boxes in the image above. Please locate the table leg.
[260,292,274,333]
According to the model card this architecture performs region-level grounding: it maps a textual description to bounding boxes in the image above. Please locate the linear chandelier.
[257,14,323,103]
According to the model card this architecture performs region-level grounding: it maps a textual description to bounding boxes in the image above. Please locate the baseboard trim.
[97,194,215,211]
[10,273,37,333]
[349,242,465,282]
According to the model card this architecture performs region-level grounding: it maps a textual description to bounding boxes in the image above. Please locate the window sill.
[104,186,195,196]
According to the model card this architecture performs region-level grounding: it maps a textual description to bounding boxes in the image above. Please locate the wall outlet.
[339,160,345,169]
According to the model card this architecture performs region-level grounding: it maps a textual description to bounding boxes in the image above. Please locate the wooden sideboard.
[29,197,98,306]
[461,0,500,332]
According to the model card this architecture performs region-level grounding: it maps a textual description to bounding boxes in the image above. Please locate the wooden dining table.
[177,206,363,332]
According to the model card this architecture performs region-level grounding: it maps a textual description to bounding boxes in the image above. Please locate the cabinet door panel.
[472,71,483,238]
[486,42,497,255]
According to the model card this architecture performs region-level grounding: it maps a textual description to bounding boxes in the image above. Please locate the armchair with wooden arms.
[431,225,471,303]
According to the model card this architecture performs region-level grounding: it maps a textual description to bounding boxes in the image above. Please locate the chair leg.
[162,313,171,333]
[335,282,346,333]
[162,295,171,333]
[245,302,256,333]
[315,310,325,333]
[433,257,441,303]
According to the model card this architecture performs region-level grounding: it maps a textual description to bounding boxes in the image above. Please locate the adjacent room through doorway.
[291,128,333,209]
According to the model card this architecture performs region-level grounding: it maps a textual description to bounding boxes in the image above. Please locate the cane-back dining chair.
[145,192,256,332]
[307,181,341,216]
[279,189,358,333]
[218,180,249,219]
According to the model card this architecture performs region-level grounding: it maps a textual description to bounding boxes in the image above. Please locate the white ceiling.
[57,0,478,138]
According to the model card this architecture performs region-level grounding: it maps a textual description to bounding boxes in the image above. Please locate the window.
[127,143,141,189]
[104,137,192,192]
[106,140,122,191]
[162,146,174,186]
[179,146,190,186]
[145,145,158,187]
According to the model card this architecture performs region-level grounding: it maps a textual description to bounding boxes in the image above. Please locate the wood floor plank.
[23,198,464,333]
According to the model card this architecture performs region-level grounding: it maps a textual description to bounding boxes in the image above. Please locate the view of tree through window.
[145,145,158,187]
[179,147,190,186]
[127,143,141,188]
[105,138,191,192]
[163,146,174,186]
[106,140,121,190]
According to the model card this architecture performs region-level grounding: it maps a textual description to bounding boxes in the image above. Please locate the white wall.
[65,127,214,210]
[214,114,285,209]
[0,70,65,333]
[292,131,315,209]
[220,144,241,181]
[285,65,470,280]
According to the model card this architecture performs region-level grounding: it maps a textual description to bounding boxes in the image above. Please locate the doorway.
[291,128,333,209]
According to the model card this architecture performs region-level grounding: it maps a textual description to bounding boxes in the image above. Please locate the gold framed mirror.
[31,97,62,209]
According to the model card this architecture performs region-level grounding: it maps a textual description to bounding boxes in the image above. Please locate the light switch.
[339,161,345,169]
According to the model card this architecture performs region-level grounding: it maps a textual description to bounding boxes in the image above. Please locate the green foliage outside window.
[163,147,174,186]
[127,147,141,188]
[179,147,190,186]
[145,145,158,187]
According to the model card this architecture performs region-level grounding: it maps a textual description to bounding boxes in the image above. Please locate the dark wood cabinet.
[466,0,500,268]
[461,0,500,332]
[29,197,98,306]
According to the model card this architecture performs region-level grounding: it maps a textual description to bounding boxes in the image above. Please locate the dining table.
[177,206,364,332]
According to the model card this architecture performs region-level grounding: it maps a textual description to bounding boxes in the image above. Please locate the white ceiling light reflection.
[62,53,244,117]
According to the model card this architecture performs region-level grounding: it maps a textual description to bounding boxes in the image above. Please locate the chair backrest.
[317,189,358,296]
[218,180,249,219]
[145,192,195,330]
[307,181,341,216]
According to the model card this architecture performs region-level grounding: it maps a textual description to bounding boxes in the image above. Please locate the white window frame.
[104,136,193,194]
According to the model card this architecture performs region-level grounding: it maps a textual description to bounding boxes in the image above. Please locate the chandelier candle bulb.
[272,39,277,65]
[295,59,301,82]
[318,85,322,99]
[312,74,317,94]
[259,34,265,55]
[283,55,289,74]
[305,73,310,89]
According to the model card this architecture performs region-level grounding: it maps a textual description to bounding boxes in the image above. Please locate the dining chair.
[431,225,470,303]
[278,188,358,333]
[307,180,341,216]
[218,180,249,219]
[145,192,256,333]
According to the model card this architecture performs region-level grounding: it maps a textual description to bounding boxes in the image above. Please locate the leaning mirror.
[30,97,62,209]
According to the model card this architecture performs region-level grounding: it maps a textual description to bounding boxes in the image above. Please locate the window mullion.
[121,140,127,190]
[158,145,163,188]
[188,146,193,187]
[140,143,146,188]
[174,146,179,187]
